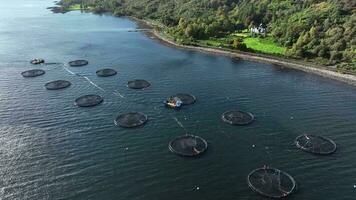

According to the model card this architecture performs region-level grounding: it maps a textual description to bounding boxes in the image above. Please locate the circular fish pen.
[96,68,117,77]
[21,69,45,78]
[68,60,89,67]
[45,80,71,90]
[127,79,151,89]
[247,167,296,199]
[169,135,208,157]
[295,134,337,155]
[115,112,148,128]
[75,94,103,107]
[172,93,196,105]
[222,110,254,125]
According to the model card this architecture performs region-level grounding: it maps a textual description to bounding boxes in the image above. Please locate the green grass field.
[198,35,286,56]
[243,37,286,55]
[68,4,81,11]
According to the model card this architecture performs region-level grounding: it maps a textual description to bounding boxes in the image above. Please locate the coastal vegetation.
[196,30,286,55]
[67,4,82,11]
[58,0,355,72]
[49,3,87,13]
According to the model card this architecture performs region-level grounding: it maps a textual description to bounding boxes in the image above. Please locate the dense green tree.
[232,38,247,51]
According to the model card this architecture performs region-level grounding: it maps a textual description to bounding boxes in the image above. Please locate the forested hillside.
[59,0,355,70]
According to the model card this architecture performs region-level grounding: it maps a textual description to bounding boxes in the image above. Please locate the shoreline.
[131,17,356,86]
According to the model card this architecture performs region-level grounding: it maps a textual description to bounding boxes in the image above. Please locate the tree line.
[59,0,355,68]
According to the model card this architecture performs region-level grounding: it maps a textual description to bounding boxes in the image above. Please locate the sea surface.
[0,0,355,199]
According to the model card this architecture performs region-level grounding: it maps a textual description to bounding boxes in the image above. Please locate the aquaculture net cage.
[295,134,337,155]
[45,80,71,90]
[172,93,196,105]
[127,79,151,89]
[96,68,117,77]
[75,94,103,107]
[115,112,148,128]
[21,69,45,78]
[169,135,208,157]
[247,167,296,199]
[222,110,254,125]
[68,60,89,67]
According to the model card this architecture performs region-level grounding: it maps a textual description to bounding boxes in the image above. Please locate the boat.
[30,58,45,65]
[164,96,182,109]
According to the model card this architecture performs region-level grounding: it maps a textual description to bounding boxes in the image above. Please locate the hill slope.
[59,0,355,71]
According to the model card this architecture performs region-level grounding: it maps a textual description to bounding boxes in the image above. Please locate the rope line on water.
[47,62,188,132]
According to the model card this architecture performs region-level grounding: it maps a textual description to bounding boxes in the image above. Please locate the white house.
[250,23,267,35]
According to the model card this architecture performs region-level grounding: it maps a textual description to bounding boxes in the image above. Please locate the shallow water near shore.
[1,0,356,199]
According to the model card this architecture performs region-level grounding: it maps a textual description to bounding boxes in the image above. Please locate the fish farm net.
[68,60,89,67]
[169,135,208,157]
[248,167,296,199]
[75,94,103,107]
[295,134,337,155]
[115,112,148,128]
[21,69,45,78]
[222,110,254,125]
[127,79,151,89]
[96,68,117,77]
[172,93,196,105]
[45,80,71,90]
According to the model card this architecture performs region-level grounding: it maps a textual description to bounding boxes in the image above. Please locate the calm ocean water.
[0,0,356,199]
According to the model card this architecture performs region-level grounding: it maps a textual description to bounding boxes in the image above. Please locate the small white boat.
[30,58,45,64]
[164,97,182,109]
